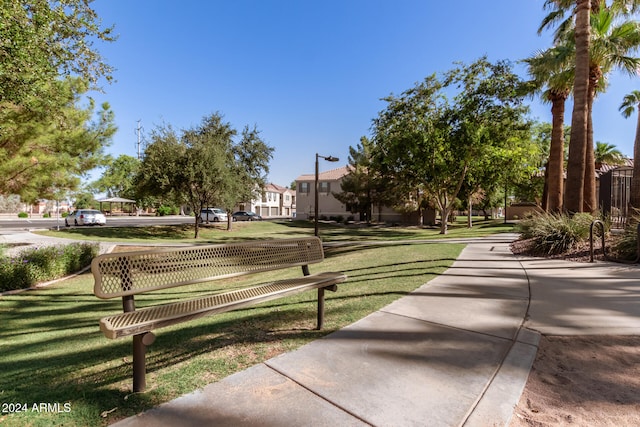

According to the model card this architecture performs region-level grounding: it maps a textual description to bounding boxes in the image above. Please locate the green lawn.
[36,217,515,244]
[1,219,513,426]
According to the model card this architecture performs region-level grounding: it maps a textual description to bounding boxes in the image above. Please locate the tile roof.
[295,165,352,181]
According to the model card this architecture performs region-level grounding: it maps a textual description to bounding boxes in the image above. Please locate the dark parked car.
[231,211,262,221]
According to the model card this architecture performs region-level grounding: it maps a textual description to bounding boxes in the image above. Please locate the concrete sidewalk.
[111,235,540,427]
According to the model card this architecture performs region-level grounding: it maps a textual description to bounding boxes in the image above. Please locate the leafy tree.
[136,113,273,237]
[0,0,115,104]
[371,58,533,234]
[620,90,640,208]
[227,124,274,226]
[91,155,140,199]
[0,1,116,202]
[71,190,97,210]
[334,137,392,223]
[0,78,116,201]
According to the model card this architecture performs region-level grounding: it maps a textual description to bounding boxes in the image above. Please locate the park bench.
[91,237,347,392]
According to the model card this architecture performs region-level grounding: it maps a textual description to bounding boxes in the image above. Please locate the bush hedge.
[0,243,99,292]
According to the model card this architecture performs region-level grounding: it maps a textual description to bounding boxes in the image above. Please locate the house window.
[319,182,330,194]
[300,182,310,194]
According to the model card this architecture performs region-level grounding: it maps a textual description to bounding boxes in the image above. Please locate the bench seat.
[91,237,347,392]
[100,271,346,339]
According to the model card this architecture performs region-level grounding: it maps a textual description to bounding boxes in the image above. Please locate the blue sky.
[90,0,640,187]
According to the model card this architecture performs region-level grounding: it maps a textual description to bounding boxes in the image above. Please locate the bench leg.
[132,332,156,392]
[132,334,146,392]
[317,288,325,330]
[316,285,338,330]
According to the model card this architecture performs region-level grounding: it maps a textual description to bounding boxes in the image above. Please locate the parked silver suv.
[199,208,227,223]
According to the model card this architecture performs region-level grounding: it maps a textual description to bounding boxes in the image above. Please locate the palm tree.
[582,4,640,211]
[523,45,574,212]
[539,0,640,213]
[594,141,626,166]
[539,0,592,213]
[620,90,640,209]
[564,0,591,214]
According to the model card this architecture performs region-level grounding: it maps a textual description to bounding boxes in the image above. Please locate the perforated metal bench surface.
[92,237,346,339]
[99,272,345,339]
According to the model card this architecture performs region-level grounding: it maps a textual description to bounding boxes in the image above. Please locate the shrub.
[157,205,178,216]
[17,212,28,218]
[611,215,640,261]
[517,212,595,255]
[0,243,99,292]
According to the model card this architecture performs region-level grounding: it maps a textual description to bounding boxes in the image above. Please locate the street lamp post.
[315,153,339,237]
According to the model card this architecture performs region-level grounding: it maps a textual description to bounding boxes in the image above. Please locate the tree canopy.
[369,57,536,234]
[0,0,115,104]
[91,154,141,199]
[0,78,116,201]
[0,0,116,202]
[135,112,273,237]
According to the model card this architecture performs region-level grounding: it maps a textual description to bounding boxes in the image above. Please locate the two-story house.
[235,183,296,219]
[295,165,420,223]
[295,166,350,221]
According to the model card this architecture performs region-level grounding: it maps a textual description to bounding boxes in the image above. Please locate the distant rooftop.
[295,165,352,181]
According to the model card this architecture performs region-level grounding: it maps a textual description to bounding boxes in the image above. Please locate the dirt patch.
[509,239,640,426]
[510,335,640,426]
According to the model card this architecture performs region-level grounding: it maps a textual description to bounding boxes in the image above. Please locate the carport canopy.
[97,197,136,214]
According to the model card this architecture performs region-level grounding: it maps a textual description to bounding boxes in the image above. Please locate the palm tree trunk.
[542,161,549,211]
[583,109,597,212]
[583,66,599,213]
[630,106,640,209]
[548,95,566,212]
[565,0,591,214]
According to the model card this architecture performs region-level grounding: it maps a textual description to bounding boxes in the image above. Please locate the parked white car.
[65,209,107,226]
[199,208,227,223]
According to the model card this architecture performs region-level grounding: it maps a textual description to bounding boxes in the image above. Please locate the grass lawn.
[35,217,515,244]
[1,219,513,426]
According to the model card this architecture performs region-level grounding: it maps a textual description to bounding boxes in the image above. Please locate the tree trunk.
[583,101,597,213]
[542,161,549,212]
[583,65,600,213]
[565,0,591,214]
[440,207,449,234]
[547,95,566,212]
[467,195,472,228]
[194,216,200,239]
[630,107,640,210]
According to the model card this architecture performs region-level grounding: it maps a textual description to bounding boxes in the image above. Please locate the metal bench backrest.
[92,237,325,299]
